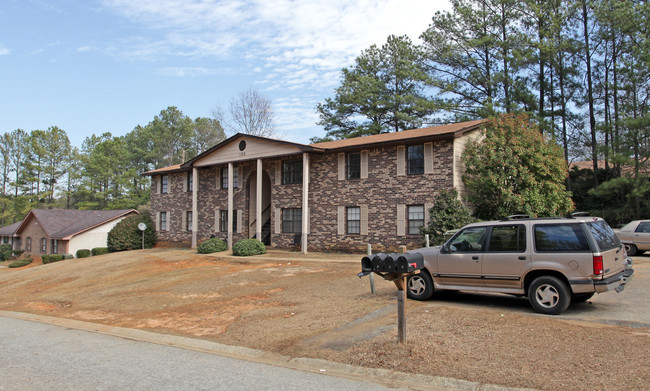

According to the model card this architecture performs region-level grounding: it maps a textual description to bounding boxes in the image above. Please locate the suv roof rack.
[568,211,590,218]
[504,214,530,220]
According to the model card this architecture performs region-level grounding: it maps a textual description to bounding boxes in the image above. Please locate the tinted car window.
[588,220,621,251]
[488,225,526,252]
[534,224,590,252]
[449,227,487,252]
[635,221,650,233]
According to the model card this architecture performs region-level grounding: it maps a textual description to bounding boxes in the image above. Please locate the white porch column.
[301,153,309,254]
[256,158,263,241]
[227,162,234,250]
[191,167,198,248]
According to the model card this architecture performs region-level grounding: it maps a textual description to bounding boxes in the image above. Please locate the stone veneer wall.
[151,139,455,252]
[308,141,453,253]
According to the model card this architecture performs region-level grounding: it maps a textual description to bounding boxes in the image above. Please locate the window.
[588,220,620,251]
[488,225,526,252]
[2,237,7,244]
[407,205,425,235]
[187,173,193,192]
[220,210,237,232]
[347,152,360,180]
[448,227,487,252]
[282,208,302,233]
[26,237,32,252]
[161,175,169,194]
[347,207,360,234]
[534,224,590,252]
[40,238,46,253]
[221,167,239,189]
[635,221,650,233]
[160,212,167,231]
[186,211,193,231]
[407,145,424,175]
[282,160,303,185]
[51,239,58,254]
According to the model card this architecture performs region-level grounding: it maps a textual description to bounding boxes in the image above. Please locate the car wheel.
[624,243,638,256]
[528,276,570,315]
[572,292,594,303]
[407,272,434,300]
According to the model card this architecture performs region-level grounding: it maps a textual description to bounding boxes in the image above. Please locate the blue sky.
[1,0,450,147]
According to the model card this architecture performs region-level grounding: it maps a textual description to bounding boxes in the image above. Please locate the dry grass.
[1,248,648,391]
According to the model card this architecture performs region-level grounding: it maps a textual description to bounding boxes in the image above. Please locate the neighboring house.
[144,119,486,253]
[0,221,22,249]
[0,209,137,257]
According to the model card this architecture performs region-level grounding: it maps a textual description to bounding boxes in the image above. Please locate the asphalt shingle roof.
[21,209,136,239]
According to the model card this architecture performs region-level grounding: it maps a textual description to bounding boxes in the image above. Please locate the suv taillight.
[593,255,603,275]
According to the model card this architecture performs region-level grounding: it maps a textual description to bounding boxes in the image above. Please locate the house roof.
[143,119,486,175]
[15,209,137,240]
[310,119,486,151]
[0,221,22,237]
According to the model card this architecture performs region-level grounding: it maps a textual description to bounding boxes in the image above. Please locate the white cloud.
[156,66,218,77]
[101,0,450,90]
[0,45,9,55]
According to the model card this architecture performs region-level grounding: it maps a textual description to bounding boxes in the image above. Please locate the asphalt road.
[0,316,403,391]
[423,257,650,327]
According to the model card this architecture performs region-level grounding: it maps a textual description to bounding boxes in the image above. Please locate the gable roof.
[15,209,137,240]
[0,221,22,237]
[143,119,486,175]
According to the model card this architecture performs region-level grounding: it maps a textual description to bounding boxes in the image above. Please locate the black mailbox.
[396,253,424,273]
[361,255,373,274]
[372,253,387,271]
[380,254,397,272]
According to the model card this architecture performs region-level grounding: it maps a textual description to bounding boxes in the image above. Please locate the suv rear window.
[587,220,621,251]
[534,224,590,252]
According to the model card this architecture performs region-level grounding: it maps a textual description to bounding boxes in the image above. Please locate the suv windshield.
[587,220,621,251]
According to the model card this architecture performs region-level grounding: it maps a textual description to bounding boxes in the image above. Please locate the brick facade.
[147,120,483,253]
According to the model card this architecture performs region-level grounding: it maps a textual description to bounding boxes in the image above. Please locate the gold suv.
[406,215,634,315]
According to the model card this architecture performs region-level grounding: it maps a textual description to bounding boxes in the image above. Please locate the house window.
[40,238,46,253]
[160,212,167,231]
[408,205,425,235]
[347,152,361,179]
[26,237,32,252]
[282,160,303,185]
[220,210,237,232]
[407,145,425,175]
[186,211,193,231]
[51,239,58,254]
[2,237,7,244]
[187,173,193,192]
[347,207,361,235]
[282,208,302,233]
[221,167,239,189]
[161,175,169,193]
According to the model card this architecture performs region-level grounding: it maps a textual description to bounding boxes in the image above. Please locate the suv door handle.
[472,256,479,261]
[518,256,527,260]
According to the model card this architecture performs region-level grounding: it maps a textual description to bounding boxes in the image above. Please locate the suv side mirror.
[441,243,450,253]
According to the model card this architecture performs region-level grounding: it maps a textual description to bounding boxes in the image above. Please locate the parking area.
[422,256,650,327]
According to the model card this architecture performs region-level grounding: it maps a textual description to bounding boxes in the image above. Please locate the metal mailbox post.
[358,252,424,343]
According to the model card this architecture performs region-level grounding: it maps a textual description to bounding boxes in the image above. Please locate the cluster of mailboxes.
[359,252,425,276]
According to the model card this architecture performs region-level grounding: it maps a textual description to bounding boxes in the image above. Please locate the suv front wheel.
[528,276,571,315]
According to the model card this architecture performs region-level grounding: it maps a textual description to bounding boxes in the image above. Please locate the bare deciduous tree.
[213,89,280,139]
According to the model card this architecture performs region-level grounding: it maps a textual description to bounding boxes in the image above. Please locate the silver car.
[616,220,650,256]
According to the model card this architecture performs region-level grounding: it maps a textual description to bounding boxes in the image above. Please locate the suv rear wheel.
[407,272,434,300]
[528,276,571,315]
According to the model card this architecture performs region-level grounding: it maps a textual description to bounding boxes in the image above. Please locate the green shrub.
[0,243,11,253]
[91,247,109,256]
[107,213,157,252]
[62,253,74,260]
[9,258,32,268]
[42,254,63,264]
[197,238,227,254]
[12,249,24,257]
[76,249,91,258]
[3,250,14,260]
[232,239,266,256]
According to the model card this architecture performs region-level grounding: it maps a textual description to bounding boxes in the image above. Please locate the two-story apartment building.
[144,119,485,253]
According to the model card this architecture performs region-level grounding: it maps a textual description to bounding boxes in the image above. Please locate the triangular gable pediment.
[189,134,321,168]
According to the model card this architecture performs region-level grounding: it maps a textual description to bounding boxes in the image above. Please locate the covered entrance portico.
[184,134,321,254]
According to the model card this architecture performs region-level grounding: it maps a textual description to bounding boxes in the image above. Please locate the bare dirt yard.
[1,249,648,391]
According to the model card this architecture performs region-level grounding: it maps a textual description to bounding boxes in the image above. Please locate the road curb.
[0,311,538,391]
